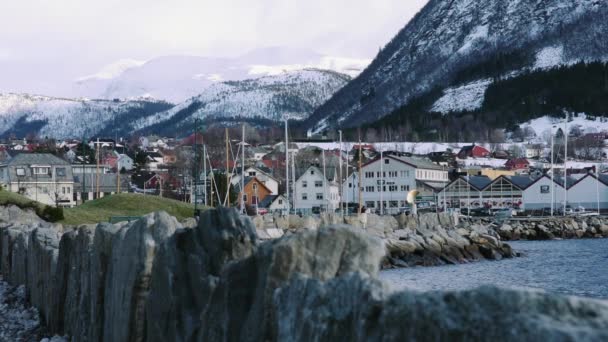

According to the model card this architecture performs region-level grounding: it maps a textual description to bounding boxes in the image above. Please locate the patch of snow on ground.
[458,24,489,54]
[523,114,608,138]
[431,79,492,114]
[534,46,564,69]
[459,158,507,168]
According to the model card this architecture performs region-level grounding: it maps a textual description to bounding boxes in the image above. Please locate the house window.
[389,171,397,178]
[56,168,66,177]
[316,193,323,200]
[310,170,315,175]
[248,171,256,176]
[400,185,410,192]
[302,181,308,188]
[253,184,258,191]
[278,199,283,204]
[389,201,399,208]
[33,167,49,175]
[389,185,398,192]
[16,168,25,176]
[315,181,323,187]
[365,186,375,192]
[540,185,550,194]
[384,159,389,164]
[302,193,308,200]
[243,194,248,202]
[365,201,375,208]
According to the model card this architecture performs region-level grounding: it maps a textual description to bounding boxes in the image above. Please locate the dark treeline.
[348,62,608,143]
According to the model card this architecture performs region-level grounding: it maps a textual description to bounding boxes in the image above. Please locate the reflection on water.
[380,239,608,299]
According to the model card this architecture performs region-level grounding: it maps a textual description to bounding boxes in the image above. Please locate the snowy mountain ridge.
[73,47,368,103]
[305,0,608,132]
[0,69,349,139]
[129,69,350,135]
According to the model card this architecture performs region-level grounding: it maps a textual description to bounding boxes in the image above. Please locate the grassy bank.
[62,193,195,225]
[0,190,44,211]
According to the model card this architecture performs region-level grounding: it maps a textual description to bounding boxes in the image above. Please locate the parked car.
[493,208,513,219]
[574,206,586,214]
[474,208,492,216]
[556,205,573,216]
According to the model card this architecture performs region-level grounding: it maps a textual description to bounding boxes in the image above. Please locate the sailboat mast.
[358,132,362,216]
[285,119,290,214]
[241,124,245,213]
[225,127,230,207]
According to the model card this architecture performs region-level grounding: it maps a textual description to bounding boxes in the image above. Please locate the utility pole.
[241,124,245,213]
[380,148,384,215]
[551,128,555,216]
[339,130,343,217]
[291,152,296,213]
[322,149,328,212]
[225,128,230,207]
[194,118,199,214]
[81,134,86,203]
[95,138,100,199]
[564,115,569,216]
[203,144,207,207]
[284,119,290,214]
[357,131,363,216]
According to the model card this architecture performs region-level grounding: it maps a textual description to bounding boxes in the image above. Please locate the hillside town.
[1,122,606,217]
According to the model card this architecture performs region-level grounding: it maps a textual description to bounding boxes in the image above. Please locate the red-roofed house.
[505,158,530,171]
[457,144,490,159]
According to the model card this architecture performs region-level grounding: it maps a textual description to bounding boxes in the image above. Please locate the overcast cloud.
[0,0,428,95]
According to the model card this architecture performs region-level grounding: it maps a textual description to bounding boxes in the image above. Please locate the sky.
[0,0,428,95]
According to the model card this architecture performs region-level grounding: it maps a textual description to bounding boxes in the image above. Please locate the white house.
[232,167,279,195]
[344,154,448,213]
[0,153,75,207]
[72,164,112,175]
[564,174,608,210]
[294,165,340,212]
[117,153,135,171]
[258,194,290,212]
[520,175,565,211]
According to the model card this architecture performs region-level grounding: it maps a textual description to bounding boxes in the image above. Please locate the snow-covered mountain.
[129,69,350,135]
[0,93,172,139]
[0,69,349,139]
[73,47,368,103]
[305,0,608,133]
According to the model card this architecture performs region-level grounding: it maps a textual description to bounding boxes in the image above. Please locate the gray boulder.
[27,227,61,326]
[146,207,258,342]
[103,211,181,342]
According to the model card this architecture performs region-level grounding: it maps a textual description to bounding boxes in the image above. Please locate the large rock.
[9,230,30,286]
[200,224,384,342]
[52,225,96,339]
[146,207,257,342]
[0,205,43,225]
[27,227,61,326]
[89,222,122,342]
[103,211,181,342]
[277,275,608,341]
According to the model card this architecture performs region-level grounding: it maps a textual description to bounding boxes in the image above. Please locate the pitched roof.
[505,175,537,189]
[4,153,69,166]
[463,175,493,190]
[362,154,444,171]
[258,195,278,208]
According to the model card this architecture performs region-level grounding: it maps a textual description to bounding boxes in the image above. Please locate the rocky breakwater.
[1,205,608,341]
[493,216,608,241]
[254,212,515,268]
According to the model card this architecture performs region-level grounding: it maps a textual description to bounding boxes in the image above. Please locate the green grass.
[0,190,45,211]
[62,193,195,225]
